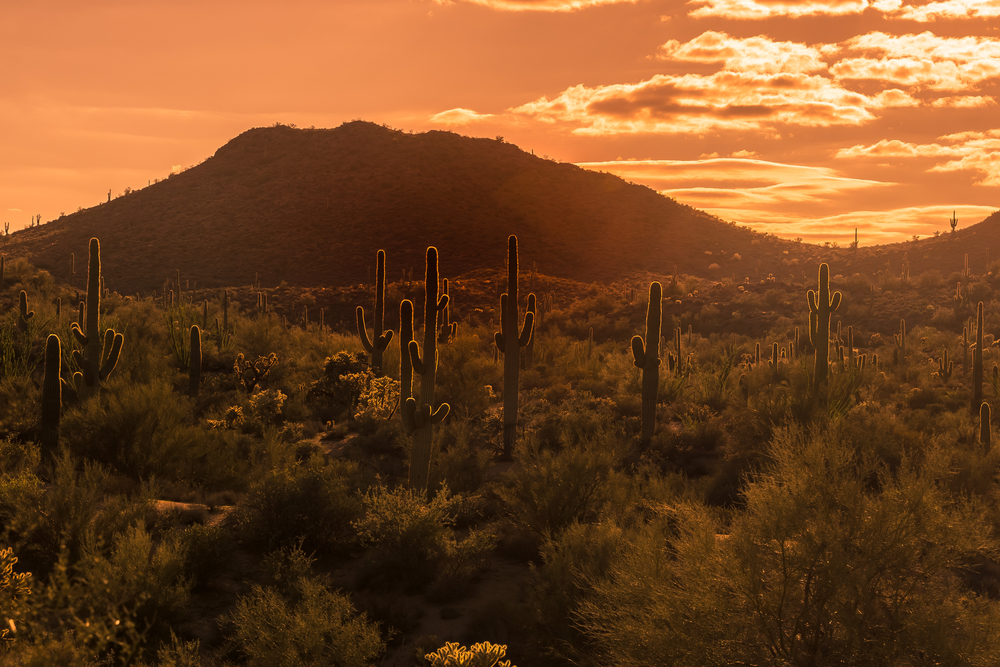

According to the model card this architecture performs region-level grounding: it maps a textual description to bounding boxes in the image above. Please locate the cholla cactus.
[425,641,513,667]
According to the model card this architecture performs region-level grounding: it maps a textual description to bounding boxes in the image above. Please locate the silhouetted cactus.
[738,373,749,405]
[893,319,907,371]
[438,278,457,344]
[631,282,661,444]
[357,249,394,372]
[399,299,414,416]
[40,334,61,456]
[494,236,534,461]
[189,325,201,397]
[16,290,33,334]
[963,324,970,377]
[70,238,123,400]
[674,327,683,375]
[938,348,954,382]
[403,247,450,492]
[769,341,779,380]
[972,300,985,415]
[981,402,992,450]
[807,263,842,393]
[524,293,536,369]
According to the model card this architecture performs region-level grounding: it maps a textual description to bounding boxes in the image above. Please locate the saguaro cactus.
[938,349,954,382]
[16,290,33,334]
[894,319,907,370]
[403,247,451,493]
[495,235,534,461]
[524,293,536,369]
[807,263,842,393]
[40,334,62,456]
[357,249,394,373]
[631,282,661,443]
[399,299,414,417]
[972,300,985,416]
[189,325,202,397]
[438,278,457,344]
[70,238,124,400]
[981,402,992,450]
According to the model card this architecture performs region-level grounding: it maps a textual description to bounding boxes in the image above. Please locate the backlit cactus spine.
[972,300,985,415]
[631,282,661,443]
[357,249,393,373]
[70,238,123,400]
[403,247,451,493]
[807,263,842,393]
[495,235,534,461]
[40,334,62,456]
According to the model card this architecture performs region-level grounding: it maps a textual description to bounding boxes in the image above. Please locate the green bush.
[229,575,384,667]
[234,456,364,555]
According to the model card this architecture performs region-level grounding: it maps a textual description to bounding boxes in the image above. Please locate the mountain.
[3,122,800,294]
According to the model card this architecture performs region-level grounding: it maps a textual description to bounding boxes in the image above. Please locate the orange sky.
[3,0,999,245]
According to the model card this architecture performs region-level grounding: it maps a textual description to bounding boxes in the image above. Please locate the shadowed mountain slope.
[4,122,800,293]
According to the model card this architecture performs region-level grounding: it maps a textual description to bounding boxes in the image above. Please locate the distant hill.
[4,122,996,294]
[3,122,804,293]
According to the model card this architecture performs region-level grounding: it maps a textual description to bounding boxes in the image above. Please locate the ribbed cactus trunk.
[399,299,414,415]
[981,402,992,450]
[973,300,985,416]
[70,238,123,400]
[807,263,842,395]
[357,249,393,373]
[495,235,534,461]
[403,248,450,493]
[41,334,61,456]
[189,325,202,397]
[631,282,661,444]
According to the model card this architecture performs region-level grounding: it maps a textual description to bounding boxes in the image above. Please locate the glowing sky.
[2,0,998,245]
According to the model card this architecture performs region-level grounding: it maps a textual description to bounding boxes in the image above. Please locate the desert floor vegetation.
[3,242,1000,667]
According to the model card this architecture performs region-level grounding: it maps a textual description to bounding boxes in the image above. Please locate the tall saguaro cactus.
[495,235,534,461]
[357,249,393,373]
[40,334,62,456]
[189,325,202,397]
[399,299,414,417]
[403,248,451,493]
[70,238,124,400]
[807,263,842,394]
[972,300,985,415]
[631,282,661,443]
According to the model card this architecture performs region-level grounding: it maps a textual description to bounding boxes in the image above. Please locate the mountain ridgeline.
[6,122,790,293]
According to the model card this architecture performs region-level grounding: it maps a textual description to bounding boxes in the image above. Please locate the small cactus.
[938,348,954,382]
[40,334,62,456]
[16,290,33,334]
[972,301,985,415]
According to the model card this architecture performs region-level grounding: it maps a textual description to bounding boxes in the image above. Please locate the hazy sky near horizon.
[3,0,999,245]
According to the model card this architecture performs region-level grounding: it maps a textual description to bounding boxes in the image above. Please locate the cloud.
[836,130,1000,185]
[686,0,895,20]
[894,0,1000,21]
[428,108,496,124]
[830,32,1000,90]
[657,31,827,73]
[432,0,639,10]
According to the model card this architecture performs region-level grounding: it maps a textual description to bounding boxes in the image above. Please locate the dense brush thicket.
[2,242,1000,667]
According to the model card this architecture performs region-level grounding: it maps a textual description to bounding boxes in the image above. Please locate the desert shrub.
[178,523,237,589]
[428,419,493,495]
[496,436,627,539]
[229,575,384,667]
[353,485,494,590]
[0,376,42,442]
[436,333,501,420]
[424,641,513,667]
[306,351,369,421]
[235,456,364,555]
[573,503,736,667]
[725,426,1000,665]
[61,378,198,480]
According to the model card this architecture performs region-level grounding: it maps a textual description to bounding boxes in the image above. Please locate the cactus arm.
[430,403,450,423]
[402,397,417,433]
[70,323,88,347]
[98,332,124,380]
[437,294,449,312]
[494,331,505,355]
[807,290,817,313]
[409,339,425,376]
[378,330,394,347]
[518,311,534,347]
[356,306,374,353]
[631,336,646,368]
